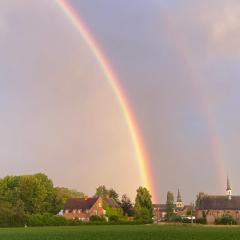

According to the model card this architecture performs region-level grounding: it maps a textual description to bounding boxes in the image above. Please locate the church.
[196,177,240,224]
[153,189,190,222]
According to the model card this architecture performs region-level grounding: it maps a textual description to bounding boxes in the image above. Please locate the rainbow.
[56,0,156,201]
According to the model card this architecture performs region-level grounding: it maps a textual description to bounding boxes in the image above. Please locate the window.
[99,202,102,207]
[65,210,69,214]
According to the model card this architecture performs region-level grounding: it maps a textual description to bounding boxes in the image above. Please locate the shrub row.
[19,214,152,227]
[27,214,68,226]
[215,214,236,225]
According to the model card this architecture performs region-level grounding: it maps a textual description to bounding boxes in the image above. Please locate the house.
[152,204,167,222]
[196,177,240,224]
[63,196,118,221]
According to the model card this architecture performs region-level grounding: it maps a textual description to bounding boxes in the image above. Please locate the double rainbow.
[56,0,156,201]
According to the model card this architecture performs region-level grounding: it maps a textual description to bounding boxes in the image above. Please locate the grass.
[0,224,240,240]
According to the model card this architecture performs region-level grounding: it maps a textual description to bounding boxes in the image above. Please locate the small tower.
[176,189,184,209]
[226,177,232,200]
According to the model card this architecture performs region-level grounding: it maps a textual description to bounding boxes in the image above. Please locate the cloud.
[199,1,240,55]
[160,0,240,56]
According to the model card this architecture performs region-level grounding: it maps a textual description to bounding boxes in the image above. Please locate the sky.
[1,0,240,203]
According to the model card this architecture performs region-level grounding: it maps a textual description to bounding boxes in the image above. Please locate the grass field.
[0,225,240,240]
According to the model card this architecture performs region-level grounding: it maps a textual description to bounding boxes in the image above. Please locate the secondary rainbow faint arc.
[56,0,156,200]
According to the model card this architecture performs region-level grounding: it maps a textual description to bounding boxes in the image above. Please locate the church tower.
[226,177,232,200]
[176,189,184,209]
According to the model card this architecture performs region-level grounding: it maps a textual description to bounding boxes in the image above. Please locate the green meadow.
[0,225,240,240]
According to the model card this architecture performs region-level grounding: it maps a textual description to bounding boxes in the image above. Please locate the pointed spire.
[177,188,182,202]
[227,176,231,191]
[226,176,232,200]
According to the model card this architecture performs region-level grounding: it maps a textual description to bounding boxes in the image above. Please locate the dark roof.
[177,189,182,202]
[64,197,98,211]
[196,196,240,210]
[153,204,167,210]
[153,203,191,211]
[64,197,119,211]
[103,197,119,208]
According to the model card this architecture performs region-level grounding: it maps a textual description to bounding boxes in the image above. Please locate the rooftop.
[196,195,240,210]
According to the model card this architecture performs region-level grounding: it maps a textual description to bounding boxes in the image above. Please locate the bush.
[103,202,128,221]
[182,218,191,223]
[134,207,152,221]
[89,215,106,222]
[167,214,182,222]
[109,215,119,223]
[196,218,206,224]
[215,214,236,225]
[51,215,68,226]
[68,218,83,226]
[27,214,68,226]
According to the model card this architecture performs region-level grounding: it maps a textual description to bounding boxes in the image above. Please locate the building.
[153,189,191,222]
[174,189,192,217]
[63,196,118,221]
[152,204,167,222]
[176,189,184,211]
[196,177,240,224]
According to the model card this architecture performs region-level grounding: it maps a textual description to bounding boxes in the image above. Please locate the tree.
[0,173,56,214]
[134,187,153,220]
[95,185,109,197]
[166,191,174,220]
[0,173,87,226]
[0,199,26,227]
[109,189,119,203]
[103,201,127,221]
[196,192,206,206]
[186,202,195,216]
[18,173,55,214]
[121,194,134,217]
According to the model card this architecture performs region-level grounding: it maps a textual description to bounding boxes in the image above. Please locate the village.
[0,173,238,226]
[62,177,240,225]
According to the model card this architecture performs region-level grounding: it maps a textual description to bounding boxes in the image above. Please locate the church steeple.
[176,189,184,210]
[226,176,232,200]
[177,188,182,202]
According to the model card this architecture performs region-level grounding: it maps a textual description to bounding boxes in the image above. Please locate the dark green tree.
[186,202,195,216]
[109,188,119,203]
[95,185,109,197]
[0,199,26,227]
[121,194,134,217]
[166,191,174,220]
[134,187,153,220]
[196,192,206,206]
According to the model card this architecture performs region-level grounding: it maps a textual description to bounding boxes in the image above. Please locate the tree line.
[0,173,153,226]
